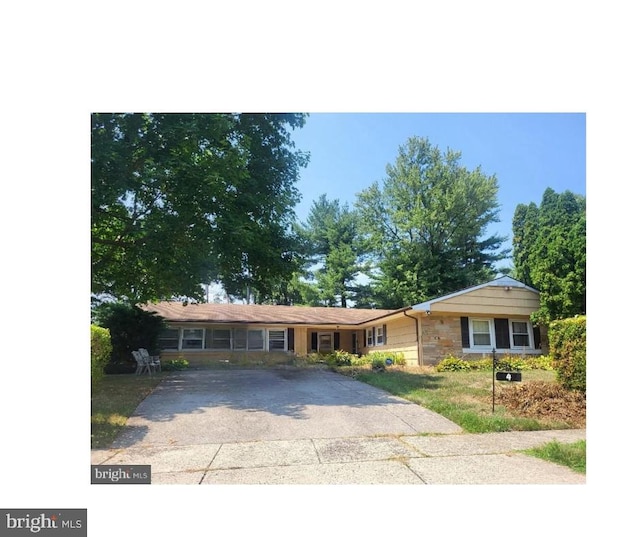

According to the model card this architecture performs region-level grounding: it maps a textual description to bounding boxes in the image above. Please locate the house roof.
[411,275,539,313]
[142,277,537,325]
[141,301,399,326]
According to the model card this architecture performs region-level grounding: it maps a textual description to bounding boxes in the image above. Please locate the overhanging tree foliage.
[356,136,508,308]
[512,188,586,323]
[91,113,309,303]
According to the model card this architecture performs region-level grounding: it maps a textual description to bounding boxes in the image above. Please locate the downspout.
[403,310,422,366]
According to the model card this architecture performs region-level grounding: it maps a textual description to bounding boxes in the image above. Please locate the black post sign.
[496,371,522,382]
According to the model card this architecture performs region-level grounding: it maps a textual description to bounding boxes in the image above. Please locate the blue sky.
[290,113,586,268]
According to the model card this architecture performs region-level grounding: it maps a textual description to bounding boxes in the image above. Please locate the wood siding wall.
[362,315,419,365]
[431,287,539,316]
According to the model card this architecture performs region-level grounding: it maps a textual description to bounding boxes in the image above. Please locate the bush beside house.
[92,302,165,372]
[549,315,586,393]
[91,325,112,384]
[436,354,554,372]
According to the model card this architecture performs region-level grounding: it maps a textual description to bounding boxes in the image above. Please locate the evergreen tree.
[297,194,364,307]
[512,188,586,323]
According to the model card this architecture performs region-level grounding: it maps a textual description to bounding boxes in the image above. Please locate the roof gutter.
[358,306,413,325]
[403,309,423,366]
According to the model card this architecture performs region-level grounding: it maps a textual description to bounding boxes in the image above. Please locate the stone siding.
[421,315,549,366]
[421,316,463,365]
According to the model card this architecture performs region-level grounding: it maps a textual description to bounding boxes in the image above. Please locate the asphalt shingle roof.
[141,302,399,326]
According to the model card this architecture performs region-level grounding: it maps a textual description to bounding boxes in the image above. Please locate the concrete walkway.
[91,369,586,484]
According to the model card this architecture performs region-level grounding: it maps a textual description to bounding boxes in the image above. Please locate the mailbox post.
[492,348,523,413]
[492,348,496,413]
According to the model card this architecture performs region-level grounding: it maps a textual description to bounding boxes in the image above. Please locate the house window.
[268,329,286,351]
[366,325,386,347]
[375,325,385,346]
[462,317,536,351]
[158,328,179,350]
[248,329,264,350]
[211,329,232,350]
[233,328,248,350]
[470,320,492,347]
[173,327,295,352]
[511,321,530,348]
[182,328,204,349]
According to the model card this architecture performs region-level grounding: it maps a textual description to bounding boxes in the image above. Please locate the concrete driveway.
[91,368,586,484]
[111,368,462,447]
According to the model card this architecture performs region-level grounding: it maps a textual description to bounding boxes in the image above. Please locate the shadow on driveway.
[111,368,462,448]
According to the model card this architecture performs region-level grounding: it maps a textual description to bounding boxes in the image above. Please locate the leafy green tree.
[512,188,586,323]
[91,113,308,303]
[253,271,323,306]
[297,194,365,307]
[93,302,166,363]
[356,136,508,308]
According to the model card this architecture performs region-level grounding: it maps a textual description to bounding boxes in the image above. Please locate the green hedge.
[303,350,407,369]
[91,325,112,384]
[436,354,555,372]
[549,316,586,393]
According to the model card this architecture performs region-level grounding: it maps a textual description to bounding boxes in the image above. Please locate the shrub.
[527,354,555,371]
[467,358,493,370]
[300,353,325,364]
[495,355,528,371]
[549,316,586,393]
[92,302,165,363]
[91,325,112,384]
[324,350,358,366]
[367,351,406,366]
[436,354,555,372]
[350,354,373,367]
[163,358,189,371]
[436,356,472,372]
[371,356,386,372]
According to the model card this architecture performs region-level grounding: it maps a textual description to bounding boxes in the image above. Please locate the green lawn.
[344,367,576,433]
[525,440,586,473]
[343,366,586,472]
[91,372,168,449]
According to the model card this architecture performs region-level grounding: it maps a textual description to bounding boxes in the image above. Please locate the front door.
[318,332,333,353]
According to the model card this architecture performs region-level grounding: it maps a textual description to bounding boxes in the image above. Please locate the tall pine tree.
[296,195,364,307]
[512,188,586,323]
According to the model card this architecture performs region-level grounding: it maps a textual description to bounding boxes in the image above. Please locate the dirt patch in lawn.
[497,381,586,428]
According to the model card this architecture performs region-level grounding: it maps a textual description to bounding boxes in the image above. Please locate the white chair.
[132,350,151,375]
[138,348,161,373]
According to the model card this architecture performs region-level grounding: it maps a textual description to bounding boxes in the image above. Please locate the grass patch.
[524,440,586,473]
[345,367,580,433]
[91,372,168,449]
